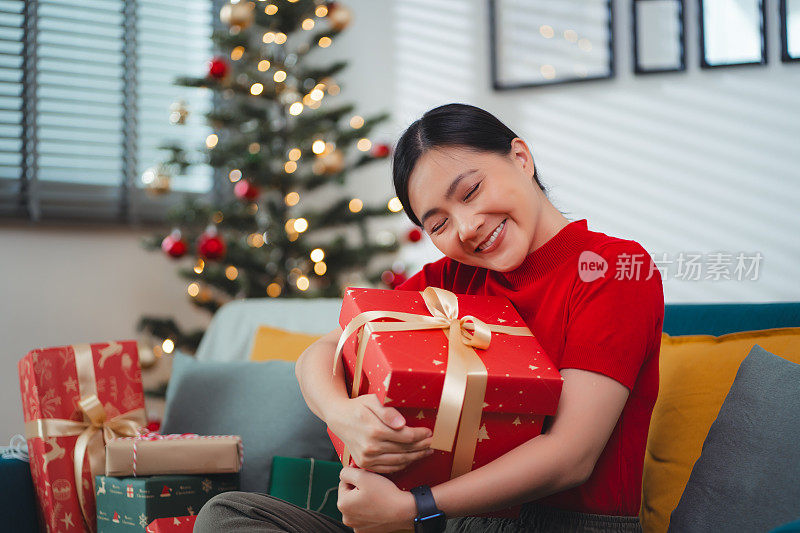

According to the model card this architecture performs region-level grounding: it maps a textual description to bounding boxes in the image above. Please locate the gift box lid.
[339,287,563,415]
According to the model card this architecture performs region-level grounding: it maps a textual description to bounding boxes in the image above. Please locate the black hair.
[392,103,548,227]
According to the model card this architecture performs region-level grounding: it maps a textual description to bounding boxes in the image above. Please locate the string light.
[267,283,281,297]
[309,88,324,101]
[540,65,556,79]
[193,259,205,274]
[315,5,328,17]
[539,25,554,38]
[273,70,287,82]
[294,218,308,232]
[258,59,270,71]
[262,32,275,43]
[248,142,261,154]
[212,211,224,223]
[296,276,310,291]
[318,36,332,48]
[288,148,301,161]
[310,248,325,262]
[357,138,372,151]
[247,203,258,214]
[187,282,200,297]
[205,134,218,148]
[289,102,304,115]
[162,339,175,354]
[348,198,363,212]
[312,140,326,154]
[314,261,327,275]
[224,266,238,280]
[247,233,265,247]
[578,38,592,51]
[288,232,299,242]
[274,32,287,45]
[250,83,264,95]
[388,197,403,212]
[285,219,296,233]
[349,115,364,128]
[228,169,242,182]
[231,46,245,60]
[327,83,340,95]
[302,18,315,30]
[265,4,277,15]
[284,191,300,206]
[564,29,578,42]
[284,161,297,173]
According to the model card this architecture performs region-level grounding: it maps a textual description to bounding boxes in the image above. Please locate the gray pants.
[194,491,643,532]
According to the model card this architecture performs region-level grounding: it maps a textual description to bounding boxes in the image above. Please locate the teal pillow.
[669,345,800,532]
[770,519,800,532]
[161,351,337,493]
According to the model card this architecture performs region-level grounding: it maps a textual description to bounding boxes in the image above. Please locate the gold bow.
[24,344,145,532]
[333,287,533,478]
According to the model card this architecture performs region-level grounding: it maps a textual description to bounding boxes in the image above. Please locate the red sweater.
[395,219,664,516]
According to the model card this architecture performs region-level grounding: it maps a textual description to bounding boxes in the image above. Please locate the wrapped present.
[105,433,243,477]
[329,287,563,504]
[18,341,147,533]
[145,516,197,533]
[95,473,238,532]
[0,436,40,532]
[268,456,342,521]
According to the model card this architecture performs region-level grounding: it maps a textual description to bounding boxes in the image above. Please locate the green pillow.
[161,351,337,493]
[669,345,800,531]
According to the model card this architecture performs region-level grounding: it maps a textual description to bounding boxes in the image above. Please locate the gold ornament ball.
[328,4,353,31]
[220,2,255,29]
[168,100,189,125]
[313,149,345,175]
[141,166,171,196]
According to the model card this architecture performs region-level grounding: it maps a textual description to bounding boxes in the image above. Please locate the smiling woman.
[196,104,663,533]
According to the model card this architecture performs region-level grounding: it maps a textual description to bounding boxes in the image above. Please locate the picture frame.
[699,0,767,68]
[632,0,686,74]
[780,0,800,62]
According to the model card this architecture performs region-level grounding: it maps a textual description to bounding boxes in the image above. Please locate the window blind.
[0,0,213,224]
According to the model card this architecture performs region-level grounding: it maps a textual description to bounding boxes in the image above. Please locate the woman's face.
[407,139,544,272]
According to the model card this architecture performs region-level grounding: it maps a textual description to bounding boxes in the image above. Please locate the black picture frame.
[780,0,800,62]
[488,0,615,90]
[632,0,686,74]
[699,0,767,69]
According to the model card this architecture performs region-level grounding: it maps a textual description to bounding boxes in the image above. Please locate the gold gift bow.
[333,286,533,479]
[24,344,145,533]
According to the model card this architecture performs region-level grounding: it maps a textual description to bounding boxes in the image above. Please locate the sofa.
[182,298,800,532]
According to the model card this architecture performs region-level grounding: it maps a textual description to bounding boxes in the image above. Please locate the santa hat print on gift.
[160,485,171,497]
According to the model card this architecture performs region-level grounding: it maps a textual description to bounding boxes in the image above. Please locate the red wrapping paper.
[146,515,197,532]
[328,287,563,514]
[18,340,146,533]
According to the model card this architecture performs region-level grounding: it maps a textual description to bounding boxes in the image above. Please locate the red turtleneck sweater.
[395,219,664,516]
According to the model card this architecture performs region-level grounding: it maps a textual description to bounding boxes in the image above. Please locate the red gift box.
[328,287,563,514]
[146,515,197,532]
[19,341,146,533]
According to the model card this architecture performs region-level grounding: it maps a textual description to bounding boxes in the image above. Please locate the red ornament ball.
[381,270,407,289]
[234,179,260,201]
[161,230,188,259]
[371,143,391,158]
[407,228,422,242]
[197,228,226,260]
[207,56,229,80]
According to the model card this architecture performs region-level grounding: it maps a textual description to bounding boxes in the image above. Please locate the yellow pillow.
[249,325,322,362]
[640,328,800,533]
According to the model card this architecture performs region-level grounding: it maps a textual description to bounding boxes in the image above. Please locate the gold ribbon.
[333,287,533,479]
[24,344,145,532]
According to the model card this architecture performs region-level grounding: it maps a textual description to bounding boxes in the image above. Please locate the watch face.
[415,512,447,532]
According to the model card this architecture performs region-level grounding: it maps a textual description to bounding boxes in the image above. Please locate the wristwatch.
[410,485,447,533]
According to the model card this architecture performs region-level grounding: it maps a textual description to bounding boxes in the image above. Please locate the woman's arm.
[337,367,631,531]
[295,328,433,473]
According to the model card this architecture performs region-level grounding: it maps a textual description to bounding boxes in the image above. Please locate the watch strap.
[410,485,438,518]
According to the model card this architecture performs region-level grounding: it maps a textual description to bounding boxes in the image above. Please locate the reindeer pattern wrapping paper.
[19,340,146,533]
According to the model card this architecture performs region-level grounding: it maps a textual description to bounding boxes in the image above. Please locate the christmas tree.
[139,1,409,354]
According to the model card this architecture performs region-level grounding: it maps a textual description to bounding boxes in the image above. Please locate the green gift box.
[268,456,342,521]
[95,473,239,532]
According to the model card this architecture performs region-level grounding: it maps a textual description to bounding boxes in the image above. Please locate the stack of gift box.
[18,340,242,532]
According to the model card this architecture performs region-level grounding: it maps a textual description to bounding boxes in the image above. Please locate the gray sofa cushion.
[669,345,800,532]
[161,351,337,493]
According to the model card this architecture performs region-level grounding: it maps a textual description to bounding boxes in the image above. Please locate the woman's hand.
[327,393,434,473]
[337,466,417,533]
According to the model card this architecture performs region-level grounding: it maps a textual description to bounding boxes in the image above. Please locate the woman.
[195,103,664,532]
